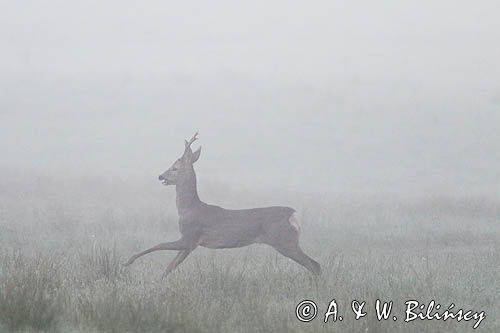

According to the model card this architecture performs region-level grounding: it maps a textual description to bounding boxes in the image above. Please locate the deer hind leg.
[273,243,322,275]
[161,249,193,279]
[123,237,194,267]
[266,222,322,275]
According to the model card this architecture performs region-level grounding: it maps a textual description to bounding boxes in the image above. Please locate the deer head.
[158,132,201,186]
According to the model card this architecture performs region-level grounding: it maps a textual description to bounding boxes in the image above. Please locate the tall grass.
[0,174,499,332]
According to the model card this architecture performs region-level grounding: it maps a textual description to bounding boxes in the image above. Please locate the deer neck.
[175,168,200,214]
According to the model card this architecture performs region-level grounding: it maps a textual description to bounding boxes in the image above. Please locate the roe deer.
[124,132,321,278]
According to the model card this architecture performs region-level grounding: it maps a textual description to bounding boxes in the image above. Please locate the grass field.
[0,173,499,332]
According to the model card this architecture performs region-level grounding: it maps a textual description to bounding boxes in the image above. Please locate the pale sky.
[1,1,499,195]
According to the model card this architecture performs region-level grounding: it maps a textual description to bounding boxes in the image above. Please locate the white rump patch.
[288,212,301,232]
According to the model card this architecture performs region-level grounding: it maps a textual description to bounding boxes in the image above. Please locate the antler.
[184,131,199,150]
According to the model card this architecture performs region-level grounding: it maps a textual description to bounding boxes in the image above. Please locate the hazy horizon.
[1,3,500,332]
[2,1,499,196]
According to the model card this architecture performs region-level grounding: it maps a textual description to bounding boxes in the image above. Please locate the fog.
[1,3,500,332]
[1,1,499,195]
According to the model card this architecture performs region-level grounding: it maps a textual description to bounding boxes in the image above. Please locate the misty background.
[1,3,500,332]
[1,1,499,196]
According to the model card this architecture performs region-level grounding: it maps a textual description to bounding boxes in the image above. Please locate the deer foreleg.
[123,238,194,266]
[161,249,193,279]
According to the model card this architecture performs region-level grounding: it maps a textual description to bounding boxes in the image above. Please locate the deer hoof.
[122,258,134,267]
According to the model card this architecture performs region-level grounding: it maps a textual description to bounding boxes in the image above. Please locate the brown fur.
[124,133,321,277]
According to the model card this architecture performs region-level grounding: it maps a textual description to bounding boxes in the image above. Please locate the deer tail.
[288,212,301,232]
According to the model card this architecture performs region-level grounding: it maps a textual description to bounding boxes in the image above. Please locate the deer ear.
[190,147,201,163]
